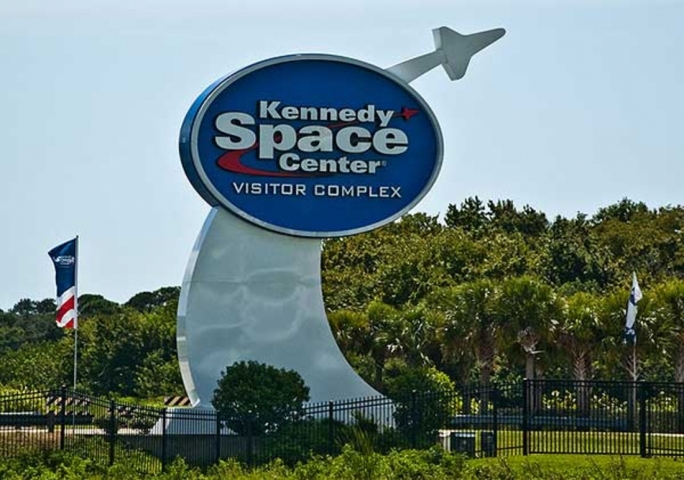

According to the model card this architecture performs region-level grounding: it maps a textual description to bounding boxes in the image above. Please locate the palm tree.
[329,302,403,392]
[653,279,684,382]
[430,289,475,389]
[328,309,369,353]
[557,292,602,415]
[366,301,403,391]
[396,303,442,369]
[494,276,562,413]
[651,279,684,431]
[495,277,561,380]
[432,279,502,413]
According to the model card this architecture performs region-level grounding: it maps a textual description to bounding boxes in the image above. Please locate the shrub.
[264,417,346,465]
[385,367,457,447]
[212,361,310,436]
[0,386,46,413]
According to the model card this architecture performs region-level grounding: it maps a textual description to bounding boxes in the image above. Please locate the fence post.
[59,385,66,450]
[246,411,253,468]
[108,400,116,466]
[639,382,647,458]
[493,392,499,458]
[161,408,168,471]
[328,401,334,455]
[410,390,418,449]
[215,411,221,465]
[522,379,529,456]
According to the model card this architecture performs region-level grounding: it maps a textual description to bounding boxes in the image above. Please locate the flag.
[624,272,642,344]
[48,237,78,329]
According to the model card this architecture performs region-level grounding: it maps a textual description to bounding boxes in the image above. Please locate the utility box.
[450,432,475,457]
[481,431,497,457]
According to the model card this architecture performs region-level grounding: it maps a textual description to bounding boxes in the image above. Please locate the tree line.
[1,198,683,399]
[321,197,684,392]
[0,287,184,399]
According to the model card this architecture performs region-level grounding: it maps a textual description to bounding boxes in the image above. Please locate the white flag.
[624,272,642,344]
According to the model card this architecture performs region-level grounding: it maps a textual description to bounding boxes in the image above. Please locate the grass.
[2,449,684,479]
[3,426,684,478]
[466,455,684,479]
[444,428,684,457]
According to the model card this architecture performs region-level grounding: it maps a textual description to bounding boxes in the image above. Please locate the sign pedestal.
[178,208,380,407]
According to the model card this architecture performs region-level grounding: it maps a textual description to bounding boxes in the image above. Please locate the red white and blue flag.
[48,237,78,329]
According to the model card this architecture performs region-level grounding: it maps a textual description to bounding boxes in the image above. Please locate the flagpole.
[632,341,637,381]
[73,235,79,392]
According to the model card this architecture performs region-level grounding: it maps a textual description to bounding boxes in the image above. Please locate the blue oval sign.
[180,54,443,237]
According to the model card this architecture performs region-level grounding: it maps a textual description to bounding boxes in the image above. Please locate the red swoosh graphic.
[217,145,304,178]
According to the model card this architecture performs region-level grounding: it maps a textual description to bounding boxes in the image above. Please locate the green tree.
[365,301,402,391]
[328,309,382,390]
[78,294,122,317]
[328,309,369,357]
[591,200,684,285]
[651,279,684,431]
[538,214,614,291]
[78,298,185,397]
[383,212,442,236]
[477,232,539,281]
[321,231,386,310]
[444,196,487,233]
[557,292,603,414]
[445,197,548,237]
[395,304,442,370]
[125,286,180,313]
[373,232,442,307]
[133,350,184,398]
[557,292,602,383]
[322,213,445,310]
[78,310,146,395]
[494,276,562,382]
[486,200,548,237]
[433,279,501,391]
[2,298,62,351]
[593,198,649,223]
[651,279,684,382]
[212,361,310,436]
[0,341,71,390]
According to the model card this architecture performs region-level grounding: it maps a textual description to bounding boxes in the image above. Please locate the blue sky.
[1,0,682,309]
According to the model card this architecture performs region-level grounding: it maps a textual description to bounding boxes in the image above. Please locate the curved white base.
[177,208,380,407]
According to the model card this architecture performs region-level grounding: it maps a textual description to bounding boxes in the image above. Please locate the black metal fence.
[1,380,684,473]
